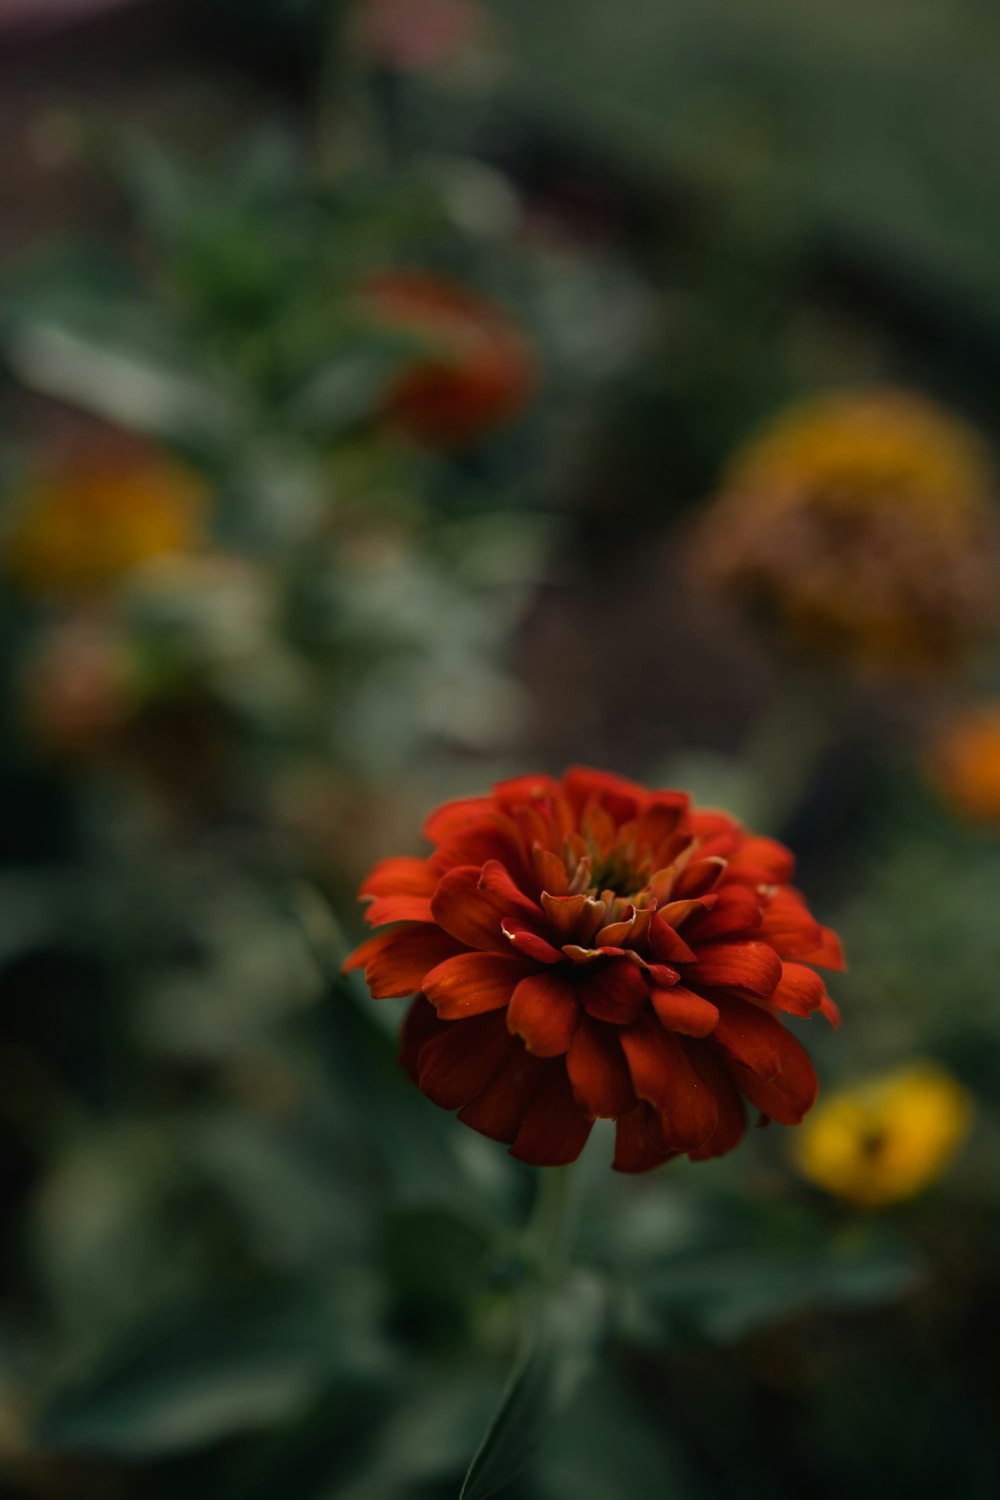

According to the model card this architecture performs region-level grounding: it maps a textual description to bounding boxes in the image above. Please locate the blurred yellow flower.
[2,436,205,595]
[794,1064,972,1207]
[695,390,998,671]
[927,705,1000,825]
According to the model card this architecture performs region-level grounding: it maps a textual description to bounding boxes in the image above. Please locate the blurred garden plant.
[348,766,852,1486]
[0,133,564,828]
[695,389,999,674]
[2,6,996,1498]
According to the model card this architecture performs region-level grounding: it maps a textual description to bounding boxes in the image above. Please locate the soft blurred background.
[1,2,999,1496]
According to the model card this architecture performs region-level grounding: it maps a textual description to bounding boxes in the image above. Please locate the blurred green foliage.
[0,2,998,1497]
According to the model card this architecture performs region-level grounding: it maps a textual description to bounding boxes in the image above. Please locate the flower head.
[353,0,488,73]
[695,390,998,671]
[927,705,1000,825]
[794,1064,971,1206]
[21,615,133,757]
[361,271,536,448]
[346,768,843,1170]
[2,435,204,596]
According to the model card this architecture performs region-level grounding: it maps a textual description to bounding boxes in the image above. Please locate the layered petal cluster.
[346,768,844,1171]
[694,389,998,671]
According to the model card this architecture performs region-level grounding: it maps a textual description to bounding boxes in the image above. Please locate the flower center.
[587,848,646,901]
[858,1126,889,1162]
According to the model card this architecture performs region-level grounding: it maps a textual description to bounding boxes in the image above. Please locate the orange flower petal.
[423,795,495,842]
[685,885,763,943]
[757,887,823,957]
[562,766,645,822]
[359,856,437,900]
[648,914,698,965]
[510,1066,593,1167]
[644,1034,720,1154]
[633,795,690,855]
[799,925,847,972]
[613,1103,676,1173]
[507,973,580,1056]
[682,940,782,998]
[477,858,544,924]
[430,865,509,952]
[655,894,718,928]
[399,994,447,1082]
[540,891,591,940]
[686,1043,747,1160]
[416,1011,511,1109]
[651,984,719,1037]
[724,1033,819,1125]
[532,845,570,897]
[725,836,795,883]
[492,773,560,809]
[712,994,803,1079]
[363,893,435,926]
[343,924,462,998]
[819,992,842,1028]
[430,812,524,876]
[566,1016,635,1118]
[689,809,741,839]
[457,1046,544,1142]
[501,922,564,964]
[673,857,728,900]
[423,952,534,1019]
[578,960,648,1024]
[619,1014,717,1159]
[768,961,826,1019]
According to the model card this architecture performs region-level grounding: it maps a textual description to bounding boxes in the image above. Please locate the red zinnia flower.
[345,768,843,1171]
[361,271,536,448]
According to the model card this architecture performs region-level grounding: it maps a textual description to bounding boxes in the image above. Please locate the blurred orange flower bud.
[361,271,536,448]
[21,615,133,758]
[927,705,1000,825]
[352,0,489,72]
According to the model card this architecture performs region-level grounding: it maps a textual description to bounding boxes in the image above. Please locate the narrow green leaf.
[460,1271,605,1500]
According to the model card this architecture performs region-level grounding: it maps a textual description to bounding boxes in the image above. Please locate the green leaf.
[631,1241,920,1343]
[460,1270,606,1500]
[34,1287,392,1457]
[499,0,1000,329]
[3,320,239,449]
[333,1368,502,1500]
[459,1323,554,1500]
[538,1364,696,1500]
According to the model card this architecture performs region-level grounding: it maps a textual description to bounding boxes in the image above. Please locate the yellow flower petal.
[793,1063,972,1207]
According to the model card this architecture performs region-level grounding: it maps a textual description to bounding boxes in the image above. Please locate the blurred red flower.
[353,0,487,72]
[362,271,536,448]
[346,768,843,1170]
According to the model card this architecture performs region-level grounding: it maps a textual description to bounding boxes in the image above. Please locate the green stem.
[523,1163,579,1288]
